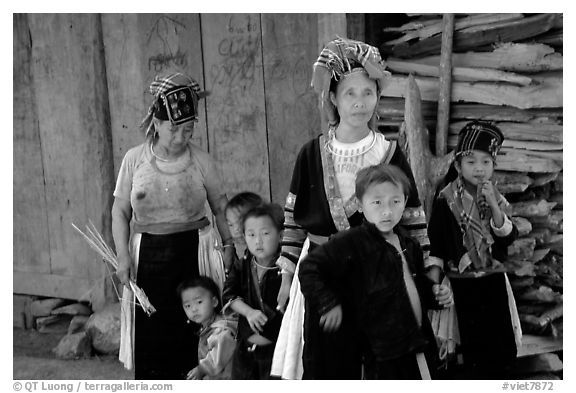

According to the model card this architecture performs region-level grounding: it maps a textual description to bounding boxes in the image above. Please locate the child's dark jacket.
[222,251,283,343]
[298,221,439,361]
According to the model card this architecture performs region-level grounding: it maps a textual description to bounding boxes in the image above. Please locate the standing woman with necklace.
[112,72,235,379]
[271,38,431,380]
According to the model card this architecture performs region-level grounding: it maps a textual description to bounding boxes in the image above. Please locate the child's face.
[330,71,378,129]
[244,215,282,263]
[456,150,495,187]
[360,181,407,236]
[226,207,246,243]
[181,287,218,327]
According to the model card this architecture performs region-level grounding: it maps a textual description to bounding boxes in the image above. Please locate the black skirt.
[134,229,200,380]
[450,272,517,373]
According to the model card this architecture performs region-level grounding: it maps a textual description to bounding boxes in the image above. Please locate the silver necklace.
[150,143,189,162]
[324,130,377,158]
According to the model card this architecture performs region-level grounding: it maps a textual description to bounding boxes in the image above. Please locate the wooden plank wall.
[13,13,335,304]
[14,14,116,309]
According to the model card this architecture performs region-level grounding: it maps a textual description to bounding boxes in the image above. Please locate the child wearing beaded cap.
[426,120,522,378]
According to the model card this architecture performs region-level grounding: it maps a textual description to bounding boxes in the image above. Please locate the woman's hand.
[116,252,133,288]
[246,309,268,334]
[320,304,342,333]
[433,284,453,308]
[222,246,235,272]
[276,273,292,313]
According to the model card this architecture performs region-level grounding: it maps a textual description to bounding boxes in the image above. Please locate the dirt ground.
[14,326,562,381]
[13,327,133,380]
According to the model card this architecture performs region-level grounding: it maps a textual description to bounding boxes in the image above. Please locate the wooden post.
[436,13,454,156]
[400,75,454,216]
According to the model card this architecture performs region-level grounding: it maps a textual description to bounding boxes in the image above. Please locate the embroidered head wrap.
[140,72,209,137]
[456,121,504,160]
[311,37,390,126]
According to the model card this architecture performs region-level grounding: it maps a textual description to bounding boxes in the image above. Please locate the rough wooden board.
[495,152,562,173]
[380,73,562,109]
[387,14,560,59]
[346,13,365,42]
[13,294,35,329]
[13,272,101,303]
[449,121,563,143]
[201,14,270,200]
[515,352,563,373]
[384,13,524,45]
[13,14,51,275]
[387,60,533,85]
[261,14,321,204]
[379,98,563,122]
[511,216,533,237]
[408,42,563,73]
[500,148,563,164]
[493,172,533,194]
[26,14,113,307]
[101,14,207,177]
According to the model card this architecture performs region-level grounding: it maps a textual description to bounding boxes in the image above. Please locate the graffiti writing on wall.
[146,16,188,72]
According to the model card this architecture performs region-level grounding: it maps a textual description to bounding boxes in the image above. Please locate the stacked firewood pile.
[376,13,563,339]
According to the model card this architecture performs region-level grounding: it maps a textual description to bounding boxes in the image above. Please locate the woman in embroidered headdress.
[271,37,430,380]
[426,121,522,378]
[112,72,235,379]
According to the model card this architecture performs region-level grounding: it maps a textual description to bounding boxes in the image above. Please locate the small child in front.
[178,276,237,380]
[298,164,452,379]
[222,203,285,379]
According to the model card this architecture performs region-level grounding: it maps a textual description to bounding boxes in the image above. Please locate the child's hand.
[186,367,204,380]
[479,180,499,208]
[320,304,342,333]
[433,284,453,308]
[276,278,291,313]
[246,309,268,334]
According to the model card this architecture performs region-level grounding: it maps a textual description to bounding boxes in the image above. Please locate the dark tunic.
[299,222,440,379]
[427,191,519,374]
[282,135,429,379]
[222,251,283,379]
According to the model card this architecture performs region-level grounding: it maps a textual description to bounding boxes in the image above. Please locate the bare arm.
[208,194,235,271]
[111,197,133,287]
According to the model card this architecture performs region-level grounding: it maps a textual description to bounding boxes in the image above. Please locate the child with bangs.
[298,164,452,379]
[222,203,285,379]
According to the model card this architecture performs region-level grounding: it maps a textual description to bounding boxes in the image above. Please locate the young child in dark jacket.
[426,121,521,378]
[222,203,285,379]
[298,164,452,379]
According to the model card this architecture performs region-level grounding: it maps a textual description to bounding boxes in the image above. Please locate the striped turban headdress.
[311,37,390,126]
[140,72,209,137]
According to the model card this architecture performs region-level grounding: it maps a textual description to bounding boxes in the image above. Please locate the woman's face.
[330,71,378,129]
[154,119,194,154]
